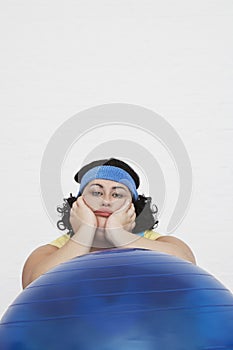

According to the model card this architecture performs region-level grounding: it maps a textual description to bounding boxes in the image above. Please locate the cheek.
[82,194,100,210]
[111,197,131,211]
[111,200,125,211]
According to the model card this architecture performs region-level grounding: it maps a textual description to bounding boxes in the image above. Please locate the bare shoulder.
[22,244,58,288]
[24,244,59,262]
[157,235,191,248]
[157,235,196,264]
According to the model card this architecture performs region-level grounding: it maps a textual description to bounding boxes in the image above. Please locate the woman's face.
[82,179,133,229]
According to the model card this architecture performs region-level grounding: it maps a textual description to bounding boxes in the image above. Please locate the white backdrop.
[0,0,233,318]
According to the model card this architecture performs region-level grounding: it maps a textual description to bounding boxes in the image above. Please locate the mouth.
[94,210,112,218]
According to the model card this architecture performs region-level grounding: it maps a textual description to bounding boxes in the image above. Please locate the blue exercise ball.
[1,248,233,349]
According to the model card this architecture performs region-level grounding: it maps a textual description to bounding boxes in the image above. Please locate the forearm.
[25,225,96,287]
[127,236,195,263]
[106,228,196,264]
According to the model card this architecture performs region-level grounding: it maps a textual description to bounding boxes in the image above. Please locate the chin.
[96,216,107,229]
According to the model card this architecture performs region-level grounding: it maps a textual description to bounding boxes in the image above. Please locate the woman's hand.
[104,201,137,247]
[69,196,97,234]
[105,201,136,232]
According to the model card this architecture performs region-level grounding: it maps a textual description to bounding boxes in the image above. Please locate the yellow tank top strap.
[49,233,70,248]
[143,230,162,240]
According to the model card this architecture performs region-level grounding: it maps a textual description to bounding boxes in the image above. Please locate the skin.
[22,179,196,289]
[80,179,136,249]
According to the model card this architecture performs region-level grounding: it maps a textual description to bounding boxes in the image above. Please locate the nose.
[101,199,111,207]
[101,193,112,207]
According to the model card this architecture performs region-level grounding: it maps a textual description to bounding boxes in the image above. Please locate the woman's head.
[82,178,132,209]
[81,178,133,229]
[75,158,140,199]
[74,158,140,229]
[57,157,159,235]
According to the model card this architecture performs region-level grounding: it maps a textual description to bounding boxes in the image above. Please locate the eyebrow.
[90,183,127,191]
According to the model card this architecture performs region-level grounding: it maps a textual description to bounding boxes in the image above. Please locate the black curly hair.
[57,158,159,236]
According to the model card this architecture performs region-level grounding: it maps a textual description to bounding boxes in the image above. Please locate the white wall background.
[0,0,233,318]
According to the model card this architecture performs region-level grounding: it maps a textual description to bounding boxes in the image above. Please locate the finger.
[116,199,131,213]
[126,202,134,211]
[130,212,136,221]
[71,201,78,211]
[127,204,136,217]
[77,196,87,207]
[129,211,136,220]
[76,196,84,204]
[75,198,81,207]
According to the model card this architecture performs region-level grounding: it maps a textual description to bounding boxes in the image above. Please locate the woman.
[22,158,196,288]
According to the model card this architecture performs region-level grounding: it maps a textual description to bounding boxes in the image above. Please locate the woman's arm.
[104,201,196,264]
[130,234,196,264]
[22,196,98,289]
[156,235,196,264]
[105,228,196,264]
[22,225,96,289]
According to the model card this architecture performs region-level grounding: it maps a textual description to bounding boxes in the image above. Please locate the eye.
[112,193,124,198]
[91,191,102,197]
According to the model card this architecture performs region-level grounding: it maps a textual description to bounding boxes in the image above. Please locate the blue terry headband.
[78,165,139,200]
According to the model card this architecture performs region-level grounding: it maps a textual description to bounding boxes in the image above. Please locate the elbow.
[22,274,32,289]
[185,251,196,265]
[167,244,196,265]
[22,273,33,289]
[180,252,196,265]
[22,270,42,289]
[173,246,197,265]
[156,236,196,265]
